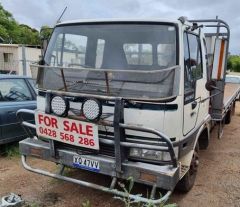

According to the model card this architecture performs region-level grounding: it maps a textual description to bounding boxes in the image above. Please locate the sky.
[1,0,239,54]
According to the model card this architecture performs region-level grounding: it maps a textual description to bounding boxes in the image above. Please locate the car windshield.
[35,23,180,100]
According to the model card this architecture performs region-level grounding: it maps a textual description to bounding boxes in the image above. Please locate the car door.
[0,77,36,144]
[183,32,204,135]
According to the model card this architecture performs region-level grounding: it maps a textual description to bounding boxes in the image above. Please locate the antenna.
[56,6,67,24]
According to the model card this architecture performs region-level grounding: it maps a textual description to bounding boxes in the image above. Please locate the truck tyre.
[232,102,236,116]
[176,142,199,192]
[225,102,236,124]
[225,110,232,124]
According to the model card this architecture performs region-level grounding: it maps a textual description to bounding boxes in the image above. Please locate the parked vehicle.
[17,17,240,205]
[0,75,36,145]
[226,74,240,84]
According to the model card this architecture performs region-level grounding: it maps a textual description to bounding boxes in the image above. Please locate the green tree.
[40,25,53,40]
[0,3,40,45]
[227,55,240,72]
[0,4,18,42]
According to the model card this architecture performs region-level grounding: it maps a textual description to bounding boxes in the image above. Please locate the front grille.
[49,130,169,158]
[54,141,114,157]
[99,143,115,157]
[51,135,115,157]
[98,130,115,156]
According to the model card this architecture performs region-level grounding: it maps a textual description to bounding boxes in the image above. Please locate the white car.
[225,74,240,84]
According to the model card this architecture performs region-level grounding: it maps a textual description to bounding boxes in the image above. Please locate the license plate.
[73,156,100,172]
[35,111,99,150]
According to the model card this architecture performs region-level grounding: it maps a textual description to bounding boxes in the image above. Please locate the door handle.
[191,101,197,110]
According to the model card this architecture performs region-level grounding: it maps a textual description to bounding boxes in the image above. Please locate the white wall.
[0,44,41,76]
[0,44,19,73]
[18,46,41,76]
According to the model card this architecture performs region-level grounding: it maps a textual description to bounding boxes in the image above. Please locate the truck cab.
[18,17,231,204]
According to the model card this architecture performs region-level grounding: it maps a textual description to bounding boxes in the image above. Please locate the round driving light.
[51,96,69,116]
[82,99,102,121]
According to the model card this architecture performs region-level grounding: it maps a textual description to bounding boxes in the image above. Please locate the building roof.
[0,44,41,49]
[0,44,19,48]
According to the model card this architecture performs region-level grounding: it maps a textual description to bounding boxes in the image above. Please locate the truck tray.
[224,83,240,109]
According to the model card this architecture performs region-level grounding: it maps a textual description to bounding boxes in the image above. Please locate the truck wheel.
[225,102,235,124]
[225,110,232,124]
[176,143,199,192]
[232,102,236,116]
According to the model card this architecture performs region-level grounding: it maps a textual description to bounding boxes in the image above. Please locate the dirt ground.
[1,103,240,207]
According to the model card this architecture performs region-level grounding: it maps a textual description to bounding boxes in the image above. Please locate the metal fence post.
[22,45,27,75]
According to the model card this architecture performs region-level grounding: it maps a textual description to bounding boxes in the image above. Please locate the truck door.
[183,32,203,135]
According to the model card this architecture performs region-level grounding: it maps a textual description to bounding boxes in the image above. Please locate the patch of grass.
[23,201,42,207]
[82,200,91,207]
[28,203,41,207]
[48,166,73,185]
[115,177,178,207]
[62,166,74,176]
[1,142,20,157]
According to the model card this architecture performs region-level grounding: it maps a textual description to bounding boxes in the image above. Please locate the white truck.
[17,17,240,204]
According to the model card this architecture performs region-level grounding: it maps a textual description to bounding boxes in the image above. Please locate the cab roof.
[56,18,180,27]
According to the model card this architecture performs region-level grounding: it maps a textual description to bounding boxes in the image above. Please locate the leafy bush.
[227,55,240,72]
[0,142,20,157]
[0,3,52,45]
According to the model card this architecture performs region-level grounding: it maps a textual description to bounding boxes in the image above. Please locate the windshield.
[37,23,180,100]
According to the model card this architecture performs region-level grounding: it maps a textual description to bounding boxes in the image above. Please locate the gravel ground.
[0,102,240,207]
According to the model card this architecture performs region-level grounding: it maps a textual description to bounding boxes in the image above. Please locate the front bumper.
[20,138,180,191]
[17,103,180,204]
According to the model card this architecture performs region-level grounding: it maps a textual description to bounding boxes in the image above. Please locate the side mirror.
[205,80,216,91]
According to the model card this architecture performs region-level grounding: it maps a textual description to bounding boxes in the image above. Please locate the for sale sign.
[35,111,99,150]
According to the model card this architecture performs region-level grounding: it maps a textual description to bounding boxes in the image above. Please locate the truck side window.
[188,33,202,80]
[184,32,203,103]
[203,38,211,81]
[183,33,194,91]
[184,32,195,103]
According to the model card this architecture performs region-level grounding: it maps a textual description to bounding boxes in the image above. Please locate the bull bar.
[17,96,179,205]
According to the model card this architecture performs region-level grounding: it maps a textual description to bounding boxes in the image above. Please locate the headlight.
[129,148,178,162]
[51,96,69,117]
[82,99,102,121]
